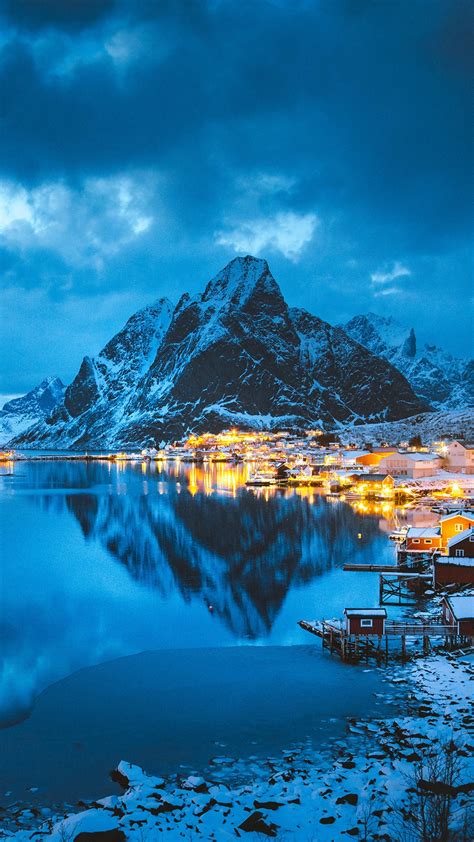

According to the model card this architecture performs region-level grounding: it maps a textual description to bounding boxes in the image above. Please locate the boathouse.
[347,474,394,498]
[404,526,442,552]
[344,608,387,635]
[442,596,474,637]
[434,557,474,587]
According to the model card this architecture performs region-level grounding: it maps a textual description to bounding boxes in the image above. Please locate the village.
[2,429,473,664]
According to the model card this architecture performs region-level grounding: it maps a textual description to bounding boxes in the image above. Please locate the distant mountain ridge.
[343,313,473,410]
[0,377,65,443]
[10,257,428,448]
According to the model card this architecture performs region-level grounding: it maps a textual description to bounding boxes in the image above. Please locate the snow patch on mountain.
[0,377,65,444]
[343,313,473,410]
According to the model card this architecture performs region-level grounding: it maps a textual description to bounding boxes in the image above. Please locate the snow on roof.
[440,510,474,523]
[446,596,474,620]
[344,608,387,617]
[404,452,441,461]
[406,527,441,538]
[436,557,474,567]
[447,527,474,547]
[341,450,370,460]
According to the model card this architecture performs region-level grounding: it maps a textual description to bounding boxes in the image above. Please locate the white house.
[377,451,442,479]
[444,441,474,475]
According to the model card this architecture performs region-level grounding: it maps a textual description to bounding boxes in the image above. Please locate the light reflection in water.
[0,460,408,729]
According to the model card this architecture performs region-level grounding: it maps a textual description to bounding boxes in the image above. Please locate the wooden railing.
[384,621,456,637]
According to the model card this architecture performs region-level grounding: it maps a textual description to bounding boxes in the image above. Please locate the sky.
[0,0,473,397]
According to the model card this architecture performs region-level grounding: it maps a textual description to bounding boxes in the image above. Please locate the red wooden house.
[442,596,474,637]
[344,608,387,635]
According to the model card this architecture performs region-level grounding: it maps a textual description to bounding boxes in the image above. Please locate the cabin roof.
[445,596,474,620]
[406,527,441,538]
[344,608,387,617]
[447,527,474,547]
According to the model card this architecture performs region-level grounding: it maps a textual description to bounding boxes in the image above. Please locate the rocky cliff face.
[343,313,473,410]
[0,377,65,444]
[13,257,428,448]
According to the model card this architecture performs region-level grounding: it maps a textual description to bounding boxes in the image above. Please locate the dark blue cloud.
[0,0,472,393]
[1,0,117,32]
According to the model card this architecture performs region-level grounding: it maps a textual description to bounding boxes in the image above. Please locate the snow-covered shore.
[2,653,472,841]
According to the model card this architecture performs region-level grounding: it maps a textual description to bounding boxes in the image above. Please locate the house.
[348,474,394,497]
[404,526,442,552]
[377,451,442,479]
[444,441,474,475]
[442,596,474,637]
[340,450,371,468]
[447,527,474,558]
[434,557,474,588]
[354,449,396,468]
[439,511,474,549]
[344,608,387,635]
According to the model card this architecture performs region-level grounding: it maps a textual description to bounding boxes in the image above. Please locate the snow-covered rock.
[0,377,65,444]
[13,257,427,449]
[343,312,473,410]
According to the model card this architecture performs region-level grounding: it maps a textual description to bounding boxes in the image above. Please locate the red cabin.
[434,558,474,587]
[344,608,387,635]
[442,596,474,638]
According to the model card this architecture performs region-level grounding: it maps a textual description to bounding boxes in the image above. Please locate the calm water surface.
[0,459,413,805]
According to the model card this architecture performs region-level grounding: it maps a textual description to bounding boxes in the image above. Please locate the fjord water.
[0,460,399,805]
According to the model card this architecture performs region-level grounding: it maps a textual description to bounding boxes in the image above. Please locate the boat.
[389,526,409,543]
[245,470,277,486]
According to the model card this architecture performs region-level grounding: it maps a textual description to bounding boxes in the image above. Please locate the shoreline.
[1,652,473,840]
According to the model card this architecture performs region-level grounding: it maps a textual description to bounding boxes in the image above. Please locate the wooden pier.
[298,618,465,663]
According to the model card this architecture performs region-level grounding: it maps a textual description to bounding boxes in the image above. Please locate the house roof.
[344,608,387,617]
[445,596,474,620]
[436,557,474,567]
[440,511,474,524]
[406,527,441,538]
[447,527,474,547]
[381,451,441,461]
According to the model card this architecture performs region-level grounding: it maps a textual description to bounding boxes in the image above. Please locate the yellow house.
[440,511,474,549]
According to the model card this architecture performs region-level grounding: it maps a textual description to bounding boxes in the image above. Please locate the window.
[455,523,464,532]
[360,619,373,628]
[425,539,432,545]
[469,535,474,542]
[455,549,465,558]
[412,539,420,544]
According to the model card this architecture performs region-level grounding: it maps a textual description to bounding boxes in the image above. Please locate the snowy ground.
[335,408,474,447]
[1,648,472,841]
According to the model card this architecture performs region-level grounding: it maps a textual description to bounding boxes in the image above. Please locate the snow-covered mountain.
[0,376,65,444]
[13,257,428,449]
[343,313,473,410]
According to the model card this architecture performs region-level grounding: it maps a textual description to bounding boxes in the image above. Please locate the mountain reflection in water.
[0,461,396,727]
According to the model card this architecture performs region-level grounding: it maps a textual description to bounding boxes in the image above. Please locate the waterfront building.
[344,608,387,636]
[444,440,474,474]
[377,451,442,478]
[442,596,474,637]
[404,526,442,552]
[439,511,474,548]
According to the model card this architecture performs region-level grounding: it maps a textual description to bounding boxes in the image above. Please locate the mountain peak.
[201,255,276,306]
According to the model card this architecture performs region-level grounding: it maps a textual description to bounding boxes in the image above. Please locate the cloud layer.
[0,0,472,392]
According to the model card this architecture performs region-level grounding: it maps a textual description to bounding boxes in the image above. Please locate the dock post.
[385,635,388,662]
[401,635,406,660]
[423,635,429,655]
